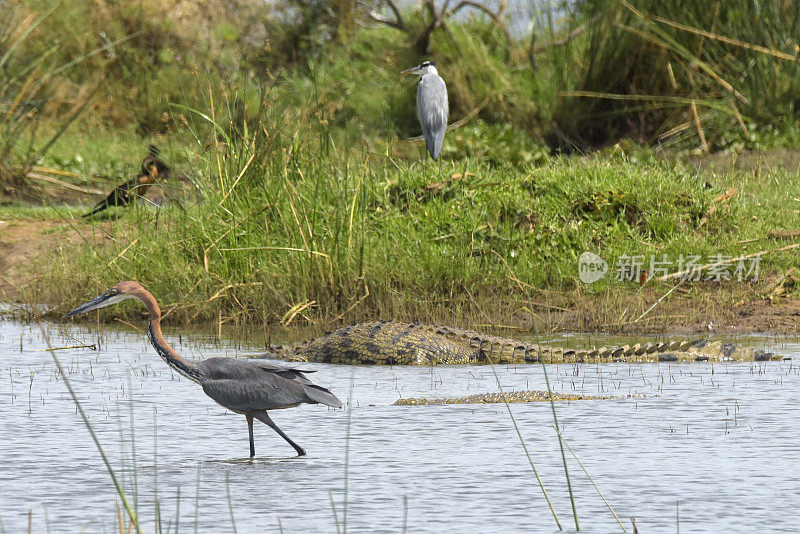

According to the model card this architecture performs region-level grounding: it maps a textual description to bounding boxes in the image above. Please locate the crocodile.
[262,321,782,365]
[394,390,624,405]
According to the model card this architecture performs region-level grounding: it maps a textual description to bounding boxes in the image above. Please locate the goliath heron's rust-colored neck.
[130,286,204,384]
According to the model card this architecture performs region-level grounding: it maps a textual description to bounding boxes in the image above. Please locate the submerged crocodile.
[262,321,782,365]
[394,390,624,405]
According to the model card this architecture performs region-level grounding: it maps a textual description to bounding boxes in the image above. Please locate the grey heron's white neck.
[419,65,438,76]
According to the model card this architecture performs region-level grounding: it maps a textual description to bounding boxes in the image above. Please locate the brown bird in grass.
[83,145,171,218]
[65,281,342,457]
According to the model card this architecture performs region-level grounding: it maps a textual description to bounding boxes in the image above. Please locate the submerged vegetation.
[2,0,800,326]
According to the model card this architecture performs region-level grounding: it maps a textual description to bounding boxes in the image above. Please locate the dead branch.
[368,0,405,30]
[530,14,599,55]
[447,1,505,24]
[369,0,507,54]
[368,10,405,30]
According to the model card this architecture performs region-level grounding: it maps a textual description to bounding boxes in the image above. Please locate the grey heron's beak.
[401,66,419,75]
[64,289,119,318]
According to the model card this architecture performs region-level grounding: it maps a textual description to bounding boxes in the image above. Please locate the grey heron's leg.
[254,412,307,456]
[246,414,255,458]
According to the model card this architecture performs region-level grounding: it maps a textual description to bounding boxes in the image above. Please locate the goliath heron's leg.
[246,414,255,458]
[254,412,306,456]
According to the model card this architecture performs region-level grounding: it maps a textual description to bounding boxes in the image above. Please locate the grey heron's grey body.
[403,61,448,165]
[65,281,342,457]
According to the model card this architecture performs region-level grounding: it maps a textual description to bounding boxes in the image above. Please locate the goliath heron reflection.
[402,60,449,166]
[83,145,171,218]
[65,281,342,457]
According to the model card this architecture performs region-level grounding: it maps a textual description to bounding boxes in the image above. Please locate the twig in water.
[401,495,408,534]
[28,370,33,415]
[550,425,627,532]
[116,318,146,335]
[127,372,139,519]
[514,267,579,530]
[32,319,141,533]
[193,463,201,534]
[154,408,161,534]
[328,489,341,534]
[32,344,95,352]
[487,361,562,531]
[541,357,580,531]
[487,250,567,530]
[225,472,237,534]
[342,369,356,533]
[173,486,181,534]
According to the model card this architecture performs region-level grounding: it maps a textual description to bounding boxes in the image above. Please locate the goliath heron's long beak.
[401,66,420,75]
[64,289,119,318]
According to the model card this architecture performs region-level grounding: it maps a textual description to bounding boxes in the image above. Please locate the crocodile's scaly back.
[283,322,479,365]
[264,321,779,365]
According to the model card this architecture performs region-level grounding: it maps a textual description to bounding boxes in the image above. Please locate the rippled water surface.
[1,319,799,533]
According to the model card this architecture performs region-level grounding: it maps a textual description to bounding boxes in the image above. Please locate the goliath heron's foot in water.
[247,414,256,458]
[246,413,307,458]
[253,412,306,457]
[65,281,341,457]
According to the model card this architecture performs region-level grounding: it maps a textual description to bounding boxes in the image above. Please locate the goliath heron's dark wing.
[199,358,343,412]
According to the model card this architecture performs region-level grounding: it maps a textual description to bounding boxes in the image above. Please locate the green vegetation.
[2,0,800,326]
[557,1,800,151]
[43,137,800,324]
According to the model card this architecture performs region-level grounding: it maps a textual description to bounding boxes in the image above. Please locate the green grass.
[0,204,80,220]
[38,133,800,325]
[555,0,800,150]
[10,0,799,159]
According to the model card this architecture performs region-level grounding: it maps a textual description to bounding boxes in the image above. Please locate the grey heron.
[65,281,342,457]
[402,60,448,165]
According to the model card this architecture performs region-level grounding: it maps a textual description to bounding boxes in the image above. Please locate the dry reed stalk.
[689,100,708,153]
[657,243,800,281]
[26,172,102,194]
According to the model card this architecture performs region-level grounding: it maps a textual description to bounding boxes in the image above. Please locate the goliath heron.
[83,145,171,218]
[402,60,449,166]
[65,281,342,457]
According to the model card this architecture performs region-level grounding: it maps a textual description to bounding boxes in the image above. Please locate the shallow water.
[1,319,799,533]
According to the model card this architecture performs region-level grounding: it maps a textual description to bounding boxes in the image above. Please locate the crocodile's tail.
[416,324,538,363]
[416,324,772,364]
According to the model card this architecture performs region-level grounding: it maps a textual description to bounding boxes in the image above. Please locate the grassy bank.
[22,140,798,329]
[3,1,800,330]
